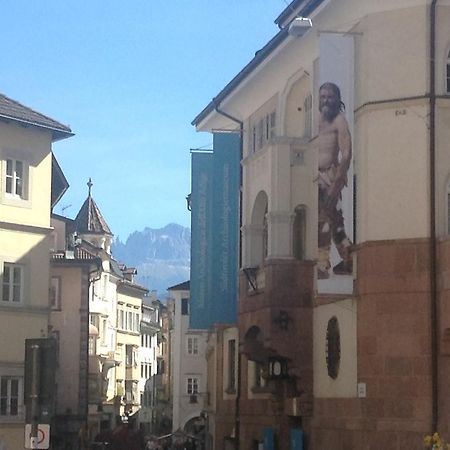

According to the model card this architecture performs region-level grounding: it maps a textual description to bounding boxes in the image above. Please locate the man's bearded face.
[319,87,340,121]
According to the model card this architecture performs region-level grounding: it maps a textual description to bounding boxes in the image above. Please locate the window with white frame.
[187,336,199,355]
[5,159,25,198]
[186,377,199,395]
[2,263,23,304]
[0,376,22,417]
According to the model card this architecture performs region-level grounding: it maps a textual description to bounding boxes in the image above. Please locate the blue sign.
[190,132,240,329]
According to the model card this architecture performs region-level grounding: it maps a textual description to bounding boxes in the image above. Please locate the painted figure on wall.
[317,82,353,279]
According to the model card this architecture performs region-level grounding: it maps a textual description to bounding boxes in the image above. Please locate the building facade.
[0,94,72,450]
[205,325,239,450]
[168,281,209,438]
[193,1,450,449]
[50,186,149,445]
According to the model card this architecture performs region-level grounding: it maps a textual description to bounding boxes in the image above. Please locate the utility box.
[24,338,57,424]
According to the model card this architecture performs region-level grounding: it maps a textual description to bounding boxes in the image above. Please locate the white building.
[168,281,208,435]
[139,297,161,431]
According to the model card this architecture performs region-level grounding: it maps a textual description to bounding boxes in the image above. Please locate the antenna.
[61,204,72,216]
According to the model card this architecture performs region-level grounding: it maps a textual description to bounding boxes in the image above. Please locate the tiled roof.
[0,93,73,140]
[73,195,112,236]
[167,280,190,291]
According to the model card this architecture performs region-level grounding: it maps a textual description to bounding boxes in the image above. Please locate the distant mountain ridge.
[111,223,190,297]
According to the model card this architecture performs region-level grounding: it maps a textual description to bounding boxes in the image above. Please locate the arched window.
[249,191,269,266]
[326,316,341,380]
[263,204,268,259]
[293,206,306,260]
[447,50,450,94]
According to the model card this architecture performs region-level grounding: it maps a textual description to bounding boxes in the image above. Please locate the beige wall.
[0,231,51,362]
[0,119,56,450]
[0,122,53,228]
[50,265,84,414]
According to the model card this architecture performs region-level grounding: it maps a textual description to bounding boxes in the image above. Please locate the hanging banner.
[190,151,213,323]
[317,33,355,295]
[210,132,240,324]
[190,132,240,328]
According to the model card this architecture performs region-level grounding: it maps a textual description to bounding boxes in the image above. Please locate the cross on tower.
[87,178,93,196]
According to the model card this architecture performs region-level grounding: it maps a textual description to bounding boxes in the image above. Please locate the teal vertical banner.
[210,132,240,324]
[190,151,213,327]
[190,132,240,329]
[290,429,303,450]
[263,428,275,450]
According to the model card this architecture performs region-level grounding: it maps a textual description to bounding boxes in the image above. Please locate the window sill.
[1,194,32,209]
[0,414,25,423]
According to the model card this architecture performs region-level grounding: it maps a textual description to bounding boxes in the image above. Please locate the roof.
[0,93,73,141]
[73,195,113,236]
[167,280,190,291]
[191,0,324,127]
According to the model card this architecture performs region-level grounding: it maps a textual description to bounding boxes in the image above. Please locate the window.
[253,362,266,389]
[101,319,107,345]
[2,263,23,303]
[447,50,450,94]
[50,277,61,309]
[88,336,96,355]
[293,206,307,260]
[447,181,450,234]
[90,314,100,330]
[187,337,199,355]
[262,205,268,259]
[227,339,236,391]
[304,94,312,138]
[187,377,199,395]
[326,317,341,380]
[0,376,22,417]
[181,298,189,315]
[157,359,165,375]
[141,362,151,379]
[250,110,276,153]
[5,159,24,198]
[125,345,133,367]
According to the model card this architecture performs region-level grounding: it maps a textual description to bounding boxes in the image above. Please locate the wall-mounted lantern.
[267,357,289,380]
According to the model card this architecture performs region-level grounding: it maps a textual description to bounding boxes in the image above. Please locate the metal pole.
[30,344,41,450]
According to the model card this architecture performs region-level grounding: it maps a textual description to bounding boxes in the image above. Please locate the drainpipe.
[212,99,243,450]
[429,0,438,433]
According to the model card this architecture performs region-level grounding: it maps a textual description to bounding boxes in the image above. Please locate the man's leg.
[318,188,332,279]
[330,202,352,275]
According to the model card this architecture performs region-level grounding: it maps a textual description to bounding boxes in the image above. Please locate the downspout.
[212,99,243,450]
[429,0,438,433]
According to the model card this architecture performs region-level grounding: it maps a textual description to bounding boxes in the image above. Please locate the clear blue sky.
[2,1,288,240]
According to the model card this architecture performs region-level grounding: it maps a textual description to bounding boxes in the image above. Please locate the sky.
[1,1,289,241]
